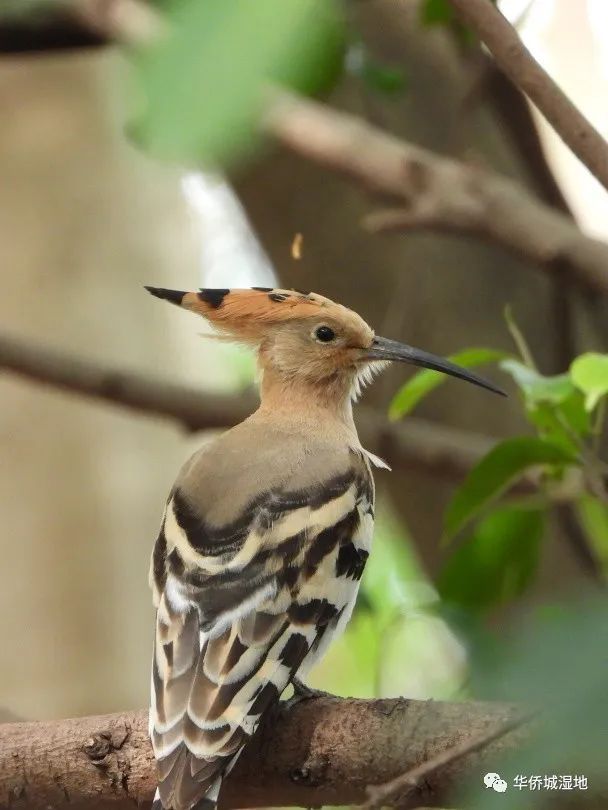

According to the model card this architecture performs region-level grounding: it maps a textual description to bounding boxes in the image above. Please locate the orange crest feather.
[147,287,335,340]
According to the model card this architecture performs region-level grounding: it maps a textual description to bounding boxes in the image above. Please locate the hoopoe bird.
[145,286,503,810]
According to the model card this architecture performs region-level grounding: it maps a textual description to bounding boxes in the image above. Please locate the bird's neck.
[257,365,358,436]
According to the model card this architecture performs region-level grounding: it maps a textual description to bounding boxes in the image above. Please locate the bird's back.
[149,413,375,810]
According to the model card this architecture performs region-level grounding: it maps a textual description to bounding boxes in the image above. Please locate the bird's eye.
[315,325,336,343]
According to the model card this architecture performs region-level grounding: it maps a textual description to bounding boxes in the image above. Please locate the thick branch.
[264,91,608,297]
[8,3,608,297]
[447,0,608,193]
[0,331,496,480]
[0,0,158,52]
[0,697,530,809]
[0,332,251,432]
[363,709,532,809]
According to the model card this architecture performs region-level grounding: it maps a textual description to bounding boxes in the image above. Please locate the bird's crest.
[145,286,342,340]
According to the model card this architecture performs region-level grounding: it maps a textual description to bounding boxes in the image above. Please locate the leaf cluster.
[390,328,608,613]
[388,320,608,805]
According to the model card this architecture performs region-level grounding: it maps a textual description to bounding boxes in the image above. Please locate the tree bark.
[0,697,528,809]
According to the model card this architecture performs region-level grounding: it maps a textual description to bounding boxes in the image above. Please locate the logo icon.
[484,773,508,793]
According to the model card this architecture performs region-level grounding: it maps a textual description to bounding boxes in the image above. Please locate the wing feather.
[149,449,374,810]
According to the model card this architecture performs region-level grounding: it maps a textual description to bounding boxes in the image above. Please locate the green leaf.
[361,61,407,95]
[525,394,590,453]
[438,507,544,612]
[500,359,575,405]
[420,0,454,25]
[136,0,344,166]
[576,495,608,573]
[346,43,407,96]
[444,437,577,539]
[570,352,608,411]
[389,348,507,420]
[419,0,482,46]
[500,359,590,450]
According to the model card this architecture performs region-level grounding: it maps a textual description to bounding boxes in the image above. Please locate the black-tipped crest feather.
[145,286,187,305]
[198,289,230,309]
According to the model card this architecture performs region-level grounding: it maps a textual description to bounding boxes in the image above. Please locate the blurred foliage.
[443,436,575,539]
[460,596,608,808]
[393,313,608,612]
[576,494,608,570]
[345,42,407,97]
[438,506,544,612]
[0,0,56,20]
[420,0,458,26]
[418,0,475,47]
[419,0,498,27]
[135,0,417,166]
[384,309,608,805]
[136,0,344,165]
[215,341,257,391]
[389,347,507,420]
[571,352,608,410]
[418,0,500,48]
[310,502,467,700]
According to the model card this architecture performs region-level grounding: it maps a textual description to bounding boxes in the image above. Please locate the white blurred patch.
[181,172,277,289]
[175,172,273,405]
[498,1,608,242]
[499,0,555,68]
[588,0,608,80]
[377,610,468,700]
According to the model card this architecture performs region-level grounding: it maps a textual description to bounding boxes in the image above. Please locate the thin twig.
[504,304,537,370]
[363,710,533,809]
[446,0,608,193]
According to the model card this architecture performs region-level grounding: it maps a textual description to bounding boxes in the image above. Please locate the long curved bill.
[367,336,506,397]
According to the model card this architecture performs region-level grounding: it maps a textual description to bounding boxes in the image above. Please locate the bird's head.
[146,286,504,402]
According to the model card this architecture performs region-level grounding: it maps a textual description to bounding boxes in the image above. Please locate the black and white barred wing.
[149,455,374,810]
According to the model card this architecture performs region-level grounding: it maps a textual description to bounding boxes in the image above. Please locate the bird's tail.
[192,777,221,810]
[151,788,163,810]
[151,778,222,810]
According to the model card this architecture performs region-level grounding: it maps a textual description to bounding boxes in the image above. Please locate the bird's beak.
[366,336,506,397]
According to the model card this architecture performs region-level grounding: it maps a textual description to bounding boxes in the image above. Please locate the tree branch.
[447,0,608,193]
[264,90,608,297]
[0,7,104,53]
[363,709,532,809]
[0,332,251,433]
[8,3,608,298]
[0,330,498,481]
[0,0,159,52]
[483,65,574,217]
[0,697,531,809]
